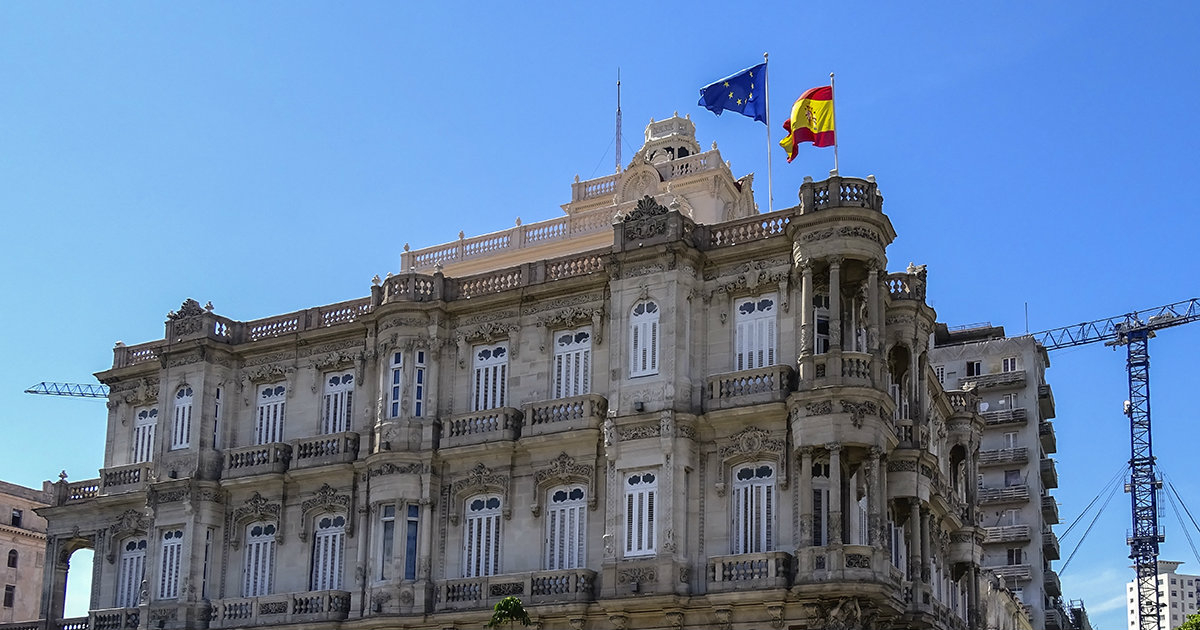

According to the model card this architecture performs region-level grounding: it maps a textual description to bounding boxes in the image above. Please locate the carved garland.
[299,484,353,541]
[105,510,153,563]
[531,452,597,515]
[716,426,788,496]
[447,463,511,524]
[230,492,283,549]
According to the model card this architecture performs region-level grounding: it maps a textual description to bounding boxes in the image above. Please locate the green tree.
[486,596,531,630]
[1179,613,1200,630]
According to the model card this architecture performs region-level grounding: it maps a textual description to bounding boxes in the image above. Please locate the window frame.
[157,528,184,599]
[624,471,657,557]
[321,372,355,434]
[463,495,503,578]
[170,386,194,450]
[116,538,147,608]
[731,462,777,554]
[310,514,347,591]
[553,327,592,399]
[733,294,778,371]
[545,485,587,570]
[629,301,660,378]
[242,522,277,597]
[472,343,509,412]
[255,384,287,445]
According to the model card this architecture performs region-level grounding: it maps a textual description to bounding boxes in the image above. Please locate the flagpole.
[763,52,774,213]
[829,72,839,174]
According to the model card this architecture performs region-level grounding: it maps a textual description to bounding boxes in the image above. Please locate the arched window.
[311,514,346,591]
[116,538,146,608]
[243,522,277,597]
[733,294,778,371]
[255,384,286,444]
[472,344,509,411]
[157,529,183,599]
[6,550,16,568]
[731,463,775,554]
[463,495,502,577]
[170,387,193,449]
[624,471,657,556]
[322,373,354,434]
[629,301,659,378]
[132,407,157,464]
[545,486,586,570]
[553,328,591,399]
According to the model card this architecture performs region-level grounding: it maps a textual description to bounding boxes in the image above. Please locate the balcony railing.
[1041,458,1059,489]
[990,564,1032,582]
[1045,569,1062,596]
[209,591,351,628]
[978,447,1028,467]
[978,485,1030,505]
[981,408,1028,426]
[439,570,596,611]
[101,463,153,494]
[1046,607,1066,630]
[523,394,606,438]
[1042,495,1060,524]
[707,551,793,592]
[291,432,359,469]
[225,443,292,478]
[442,408,521,449]
[1043,529,1061,560]
[90,608,139,630]
[705,365,794,411]
[958,370,1026,390]
[982,525,1031,544]
[1040,421,1058,454]
[1039,383,1056,419]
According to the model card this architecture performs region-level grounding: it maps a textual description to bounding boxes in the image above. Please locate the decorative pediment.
[459,322,519,344]
[246,364,291,384]
[167,298,205,320]
[532,453,597,514]
[716,426,788,495]
[314,351,359,371]
[448,463,511,521]
[106,510,152,563]
[620,167,661,203]
[230,492,282,549]
[299,484,353,540]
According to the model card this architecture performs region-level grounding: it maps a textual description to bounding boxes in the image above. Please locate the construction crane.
[24,382,109,398]
[1028,297,1200,630]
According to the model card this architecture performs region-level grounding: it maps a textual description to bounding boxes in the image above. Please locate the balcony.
[1041,458,1059,489]
[706,365,794,411]
[1043,529,1061,560]
[523,394,606,438]
[978,485,1030,505]
[1045,569,1062,596]
[442,408,522,449]
[1039,383,1056,419]
[1040,420,1057,454]
[990,564,1032,582]
[91,608,139,630]
[958,370,1026,390]
[225,443,291,478]
[982,525,1031,544]
[978,447,1028,467]
[1046,607,1067,630]
[1042,495,1060,524]
[101,463,153,494]
[707,551,794,592]
[209,591,351,628]
[438,570,596,611]
[53,478,100,505]
[981,408,1028,426]
[291,432,359,469]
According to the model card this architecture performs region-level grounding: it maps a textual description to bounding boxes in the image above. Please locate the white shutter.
[158,529,183,599]
[463,496,502,577]
[546,487,586,570]
[242,523,276,597]
[116,539,146,608]
[472,345,509,411]
[311,515,346,591]
[734,295,778,370]
[630,302,659,377]
[255,385,286,444]
[553,329,592,399]
[171,387,193,449]
[732,464,776,554]
[322,373,354,434]
[624,472,657,556]
[132,408,157,464]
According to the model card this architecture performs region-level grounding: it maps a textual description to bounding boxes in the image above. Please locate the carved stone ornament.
[622,195,670,240]
[766,605,784,629]
[167,298,205,321]
[106,510,153,563]
[230,492,282,549]
[804,400,833,416]
[618,423,661,441]
[713,608,732,630]
[299,484,352,540]
[664,612,683,630]
[840,400,879,429]
[314,351,358,371]
[717,426,788,494]
[449,463,511,520]
[368,462,426,478]
[616,565,657,584]
[532,453,596,514]
[246,364,290,384]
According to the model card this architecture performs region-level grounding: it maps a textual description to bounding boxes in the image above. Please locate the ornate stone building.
[0,480,51,624]
[31,115,1039,630]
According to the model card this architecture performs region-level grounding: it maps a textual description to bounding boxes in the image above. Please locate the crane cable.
[1160,467,1200,567]
[1060,471,1124,576]
[1059,464,1127,543]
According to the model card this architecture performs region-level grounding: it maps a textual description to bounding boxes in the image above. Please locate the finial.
[386,271,393,279]
[711,141,717,150]
[59,471,68,481]
[574,175,580,183]
[458,231,465,239]
[867,175,876,183]
[649,117,655,123]
[803,176,813,183]
[829,169,838,177]
[371,274,381,287]
[673,110,678,117]
[115,341,126,347]
[204,301,214,312]
[515,217,521,226]
[403,243,410,252]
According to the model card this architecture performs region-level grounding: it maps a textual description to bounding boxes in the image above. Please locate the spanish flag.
[780,86,835,162]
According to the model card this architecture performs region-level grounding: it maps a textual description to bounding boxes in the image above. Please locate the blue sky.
[2,2,1198,626]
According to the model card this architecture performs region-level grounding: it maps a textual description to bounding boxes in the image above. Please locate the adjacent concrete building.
[0,481,51,623]
[1126,560,1200,629]
[29,115,1039,630]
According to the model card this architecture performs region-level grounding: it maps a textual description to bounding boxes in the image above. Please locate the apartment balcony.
[1040,420,1058,454]
[224,443,291,478]
[90,608,139,630]
[978,485,1030,506]
[291,432,359,470]
[981,408,1028,426]
[1046,607,1067,630]
[1042,495,1060,524]
[100,463,153,494]
[209,590,351,628]
[990,564,1032,582]
[1045,569,1062,596]
[1041,458,1059,489]
[438,569,596,611]
[982,525,1031,544]
[442,407,522,449]
[1039,383,1056,419]
[1043,528,1061,560]
[707,551,794,592]
[523,394,606,438]
[978,447,1028,468]
[958,370,1026,390]
[706,364,794,411]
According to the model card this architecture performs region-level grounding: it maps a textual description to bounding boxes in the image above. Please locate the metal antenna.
[615,68,622,173]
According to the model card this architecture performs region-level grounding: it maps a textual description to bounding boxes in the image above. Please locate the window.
[812,461,831,546]
[1000,393,1018,408]
[554,328,592,398]
[311,515,346,591]
[624,472,657,556]
[3,585,12,609]
[966,361,982,377]
[389,352,404,418]
[630,301,660,377]
[253,384,286,444]
[1004,469,1022,487]
[404,505,419,580]
[116,538,146,608]
[10,509,21,528]
[463,496,502,577]
[243,523,276,597]
[734,295,777,371]
[1002,509,1021,526]
[472,344,509,411]
[1002,357,1018,372]
[213,387,223,449]
[813,294,830,354]
[380,505,396,580]
[933,365,945,384]
[888,520,907,575]
[546,486,587,570]
[170,386,193,449]
[1007,547,1023,565]
[1003,432,1018,449]
[413,351,426,417]
[732,463,776,553]
[322,372,354,434]
[132,407,157,464]
[158,529,183,599]
[6,550,16,568]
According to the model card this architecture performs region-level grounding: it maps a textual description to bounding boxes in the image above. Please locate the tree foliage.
[1179,613,1200,630]
[486,596,531,629]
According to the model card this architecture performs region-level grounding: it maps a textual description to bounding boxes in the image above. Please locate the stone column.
[867,261,882,384]
[909,347,921,424]
[907,498,921,584]
[867,447,884,548]
[799,261,814,379]
[920,507,932,583]
[828,257,843,351]
[827,443,843,546]
[798,447,814,548]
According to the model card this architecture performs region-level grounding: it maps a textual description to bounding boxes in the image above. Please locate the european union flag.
[698,62,767,124]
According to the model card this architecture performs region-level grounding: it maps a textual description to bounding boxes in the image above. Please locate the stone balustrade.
[523,394,606,438]
[0,622,47,630]
[291,433,359,469]
[100,463,153,494]
[56,620,88,630]
[977,485,1030,505]
[981,408,1028,426]
[209,591,350,628]
[439,569,596,611]
[799,175,883,214]
[442,408,521,449]
[61,479,100,505]
[886,272,925,301]
[706,364,794,411]
[706,210,790,247]
[981,525,1031,544]
[225,443,291,478]
[978,447,1028,467]
[706,551,793,592]
[840,351,872,381]
[90,608,138,630]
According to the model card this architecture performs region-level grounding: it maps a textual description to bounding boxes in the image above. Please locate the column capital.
[824,441,842,454]
[866,258,882,273]
[869,445,885,459]
[828,255,845,267]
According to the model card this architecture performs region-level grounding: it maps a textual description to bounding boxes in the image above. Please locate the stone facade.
[29,116,1032,630]
[0,481,51,623]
